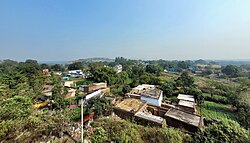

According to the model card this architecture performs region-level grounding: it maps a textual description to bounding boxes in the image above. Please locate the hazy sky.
[1,0,250,61]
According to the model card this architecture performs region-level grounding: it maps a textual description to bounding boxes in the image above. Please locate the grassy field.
[202,93,229,104]
[201,101,238,122]
[159,72,179,82]
[203,93,227,100]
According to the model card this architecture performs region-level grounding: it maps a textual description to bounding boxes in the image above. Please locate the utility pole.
[81,98,84,143]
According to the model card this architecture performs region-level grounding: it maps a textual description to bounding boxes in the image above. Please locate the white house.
[114,64,122,73]
[127,84,163,107]
[54,71,62,76]
[140,89,163,107]
[68,70,83,75]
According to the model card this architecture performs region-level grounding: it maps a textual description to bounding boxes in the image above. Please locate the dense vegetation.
[90,118,191,143]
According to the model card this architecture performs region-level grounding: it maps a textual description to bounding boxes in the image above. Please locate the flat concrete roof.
[135,112,165,124]
[114,98,146,113]
[141,89,162,99]
[177,94,195,102]
[178,100,195,108]
[165,108,201,127]
[93,82,106,86]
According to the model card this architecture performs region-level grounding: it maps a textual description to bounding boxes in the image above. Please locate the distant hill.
[214,60,250,66]
[70,58,115,63]
[38,61,68,65]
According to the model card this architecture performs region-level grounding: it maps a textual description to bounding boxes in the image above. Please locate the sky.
[1,0,250,61]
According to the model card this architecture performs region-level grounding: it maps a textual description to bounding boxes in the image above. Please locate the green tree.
[116,72,130,85]
[40,63,51,70]
[161,81,175,97]
[122,85,131,94]
[145,64,162,76]
[222,65,241,77]
[91,127,108,143]
[139,73,159,85]
[130,64,145,78]
[0,96,32,120]
[68,62,83,70]
[194,120,249,143]
[51,64,65,72]
[88,63,117,86]
[18,60,41,83]
[175,71,195,92]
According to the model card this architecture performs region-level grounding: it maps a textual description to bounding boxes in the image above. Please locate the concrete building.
[54,71,62,76]
[42,69,49,74]
[68,70,83,75]
[165,108,204,133]
[114,64,122,73]
[127,84,163,107]
[177,94,196,114]
[178,100,196,113]
[177,94,195,102]
[140,89,163,107]
[65,89,76,99]
[64,81,75,88]
[113,98,166,127]
[79,82,107,93]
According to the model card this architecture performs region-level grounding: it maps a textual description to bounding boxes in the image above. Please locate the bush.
[91,127,108,143]
[203,93,229,104]
[194,120,249,143]
[76,80,92,86]
[90,118,189,143]
[141,127,188,143]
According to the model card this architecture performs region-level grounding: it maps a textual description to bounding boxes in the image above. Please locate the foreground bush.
[193,120,249,143]
[90,118,190,143]
[0,96,68,142]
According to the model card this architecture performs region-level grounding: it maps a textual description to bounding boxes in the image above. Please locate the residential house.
[114,98,166,127]
[127,84,163,107]
[64,81,75,88]
[79,82,107,93]
[177,94,195,102]
[177,94,197,114]
[165,108,204,133]
[114,64,122,73]
[65,88,76,99]
[177,100,196,113]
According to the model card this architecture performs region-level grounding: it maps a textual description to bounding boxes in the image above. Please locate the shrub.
[90,118,189,143]
[91,127,108,143]
[194,120,249,143]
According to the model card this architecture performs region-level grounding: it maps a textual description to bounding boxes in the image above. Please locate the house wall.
[83,83,107,93]
[64,81,75,87]
[141,96,160,106]
[147,104,170,117]
[100,88,110,93]
[113,108,164,127]
[141,92,163,106]
[134,116,165,127]
[113,108,135,120]
[79,86,84,92]
[178,105,195,114]
[165,116,200,133]
[84,86,95,93]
